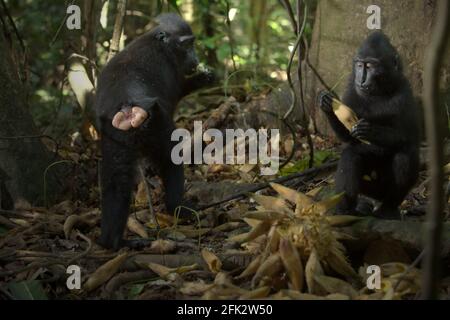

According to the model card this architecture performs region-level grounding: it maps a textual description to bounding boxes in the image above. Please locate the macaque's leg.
[98,136,136,250]
[335,145,363,214]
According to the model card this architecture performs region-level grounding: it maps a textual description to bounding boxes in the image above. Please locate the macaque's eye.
[366,62,373,69]
[356,61,364,69]
[156,31,169,43]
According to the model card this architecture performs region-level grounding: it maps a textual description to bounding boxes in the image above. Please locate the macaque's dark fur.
[96,14,212,250]
[320,31,420,218]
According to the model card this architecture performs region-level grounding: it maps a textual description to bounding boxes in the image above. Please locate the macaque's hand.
[195,65,216,85]
[112,106,149,131]
[350,119,372,141]
[318,91,334,115]
[200,68,215,84]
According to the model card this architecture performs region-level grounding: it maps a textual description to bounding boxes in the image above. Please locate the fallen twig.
[197,161,337,211]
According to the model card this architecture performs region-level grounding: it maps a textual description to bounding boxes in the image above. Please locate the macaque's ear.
[156,31,169,43]
[178,35,195,48]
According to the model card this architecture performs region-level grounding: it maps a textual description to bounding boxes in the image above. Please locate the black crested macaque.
[96,13,214,250]
[319,31,420,219]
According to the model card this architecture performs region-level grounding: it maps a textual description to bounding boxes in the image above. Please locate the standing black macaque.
[319,31,420,219]
[95,14,213,250]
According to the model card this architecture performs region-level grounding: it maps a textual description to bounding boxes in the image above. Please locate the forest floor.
[0,93,449,300]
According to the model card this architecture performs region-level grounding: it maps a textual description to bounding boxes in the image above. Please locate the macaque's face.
[174,34,199,75]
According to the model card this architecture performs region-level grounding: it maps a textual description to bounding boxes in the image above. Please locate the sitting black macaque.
[95,13,214,250]
[319,31,420,219]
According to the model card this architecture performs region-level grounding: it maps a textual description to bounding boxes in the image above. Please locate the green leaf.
[0,226,8,235]
[127,284,145,299]
[167,0,180,12]
[280,150,338,176]
[8,280,48,300]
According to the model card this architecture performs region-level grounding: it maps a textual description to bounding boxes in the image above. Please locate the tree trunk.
[0,29,63,206]
[246,1,449,139]
[305,0,450,137]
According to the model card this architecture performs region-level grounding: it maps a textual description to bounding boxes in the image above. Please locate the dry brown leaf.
[180,280,214,296]
[240,164,257,173]
[243,218,261,228]
[14,198,32,210]
[239,286,271,299]
[306,187,323,198]
[237,255,262,279]
[443,162,450,174]
[265,226,281,254]
[178,227,211,238]
[175,264,200,274]
[272,290,326,300]
[251,194,294,216]
[305,249,325,295]
[326,215,363,227]
[214,222,244,232]
[84,252,128,292]
[279,237,304,291]
[310,193,345,215]
[148,262,171,277]
[252,253,283,288]
[325,249,358,279]
[63,214,96,239]
[201,249,222,273]
[244,211,287,221]
[355,292,385,300]
[147,262,198,279]
[134,182,148,206]
[10,219,30,227]
[208,164,233,174]
[230,220,271,244]
[326,293,351,300]
[64,215,81,239]
[314,275,358,298]
[148,239,176,254]
[127,216,148,238]
[214,272,234,287]
[52,200,75,215]
[228,232,251,243]
[270,183,314,207]
[380,263,408,276]
[148,213,175,228]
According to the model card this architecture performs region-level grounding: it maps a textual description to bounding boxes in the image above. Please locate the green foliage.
[8,280,48,300]
[5,0,317,135]
[280,150,338,176]
[127,284,146,299]
[0,226,7,236]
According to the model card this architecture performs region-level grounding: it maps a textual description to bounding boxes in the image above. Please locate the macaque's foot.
[334,207,355,216]
[121,238,152,249]
[97,236,152,251]
[373,205,401,220]
[112,106,148,131]
[334,197,357,215]
[355,198,374,216]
